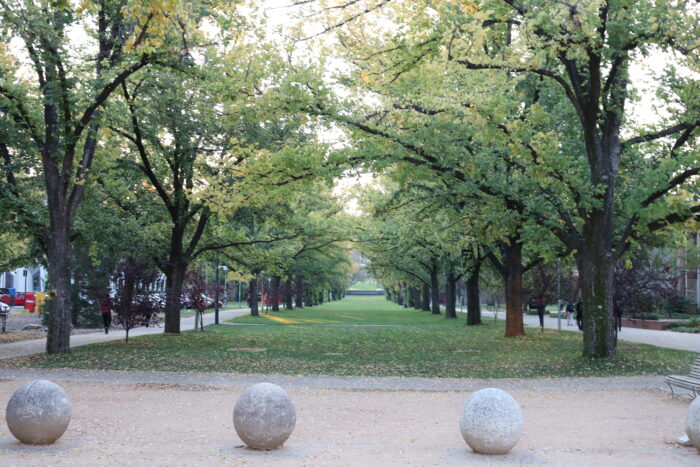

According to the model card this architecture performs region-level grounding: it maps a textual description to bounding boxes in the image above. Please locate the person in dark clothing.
[537,298,546,332]
[575,298,583,330]
[614,306,623,332]
[100,296,112,334]
[565,301,575,326]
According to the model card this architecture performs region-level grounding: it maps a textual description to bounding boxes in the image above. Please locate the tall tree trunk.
[305,288,314,307]
[578,209,616,357]
[396,281,404,305]
[295,274,303,308]
[406,285,414,307]
[163,226,187,334]
[249,277,259,316]
[163,264,186,334]
[271,276,280,311]
[45,225,72,354]
[430,269,440,314]
[466,263,482,326]
[445,270,457,319]
[422,284,430,311]
[503,242,525,337]
[574,112,619,356]
[285,277,294,309]
[412,286,421,310]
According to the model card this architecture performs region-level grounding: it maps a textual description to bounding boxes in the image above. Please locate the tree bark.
[578,211,616,357]
[295,274,303,308]
[412,286,421,310]
[466,263,482,326]
[284,278,294,309]
[163,263,186,334]
[503,241,525,337]
[422,284,431,311]
[249,277,259,316]
[430,269,441,314]
[445,270,457,319]
[396,281,404,305]
[45,225,72,354]
[271,276,280,311]
[162,224,188,334]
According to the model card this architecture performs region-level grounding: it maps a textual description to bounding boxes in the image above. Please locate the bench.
[666,355,700,398]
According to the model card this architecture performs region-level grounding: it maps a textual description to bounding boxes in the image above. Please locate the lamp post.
[214,263,228,325]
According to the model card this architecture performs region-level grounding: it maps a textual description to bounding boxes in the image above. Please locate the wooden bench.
[666,355,700,398]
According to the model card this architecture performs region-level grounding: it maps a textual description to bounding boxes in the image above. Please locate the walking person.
[614,306,623,332]
[575,298,583,331]
[100,294,112,334]
[537,297,546,332]
[566,301,574,326]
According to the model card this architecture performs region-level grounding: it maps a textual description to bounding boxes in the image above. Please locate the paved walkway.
[481,309,700,352]
[0,307,250,360]
[0,367,669,392]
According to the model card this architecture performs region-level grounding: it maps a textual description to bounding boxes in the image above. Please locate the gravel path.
[0,367,671,392]
[0,308,699,464]
[0,378,696,466]
[1,312,42,332]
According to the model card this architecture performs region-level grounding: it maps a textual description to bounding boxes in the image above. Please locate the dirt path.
[0,377,697,466]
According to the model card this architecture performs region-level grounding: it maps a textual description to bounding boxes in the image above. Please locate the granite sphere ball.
[6,380,72,445]
[233,382,296,450]
[459,388,523,454]
[686,396,700,451]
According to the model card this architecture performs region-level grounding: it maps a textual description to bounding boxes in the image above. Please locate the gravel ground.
[0,378,697,466]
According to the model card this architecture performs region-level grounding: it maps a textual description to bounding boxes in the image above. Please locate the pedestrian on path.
[565,301,574,326]
[614,306,623,332]
[537,297,546,332]
[576,298,583,330]
[100,295,112,334]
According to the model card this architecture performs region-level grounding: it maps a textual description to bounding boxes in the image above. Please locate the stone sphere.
[233,383,296,450]
[459,388,523,455]
[686,397,700,451]
[6,380,72,445]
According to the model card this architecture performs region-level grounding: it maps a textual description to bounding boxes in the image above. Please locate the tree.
[445,0,700,356]
[0,0,199,353]
[183,269,216,331]
[289,0,700,356]
[112,257,160,342]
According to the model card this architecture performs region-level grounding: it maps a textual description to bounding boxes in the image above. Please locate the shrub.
[663,294,692,316]
[634,313,659,321]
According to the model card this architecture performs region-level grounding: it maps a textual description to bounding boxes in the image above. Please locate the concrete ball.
[6,380,72,445]
[233,383,296,450]
[686,396,700,451]
[459,388,523,455]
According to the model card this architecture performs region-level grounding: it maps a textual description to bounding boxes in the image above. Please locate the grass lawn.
[4,296,695,378]
[348,280,379,290]
[234,298,457,326]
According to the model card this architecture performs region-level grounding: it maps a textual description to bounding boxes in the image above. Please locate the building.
[0,266,47,293]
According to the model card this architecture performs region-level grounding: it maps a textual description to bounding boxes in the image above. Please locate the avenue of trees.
[1,0,698,359]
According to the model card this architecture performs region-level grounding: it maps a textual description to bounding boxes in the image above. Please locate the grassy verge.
[3,297,695,378]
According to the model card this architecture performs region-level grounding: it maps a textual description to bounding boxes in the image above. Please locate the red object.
[0,292,35,312]
[100,298,112,315]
